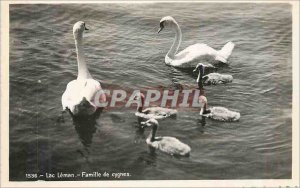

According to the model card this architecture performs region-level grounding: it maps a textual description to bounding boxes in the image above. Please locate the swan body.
[134,93,177,120]
[159,16,235,68]
[199,95,240,122]
[203,73,233,85]
[142,119,191,156]
[61,21,106,116]
[193,63,233,86]
[205,106,240,122]
[135,107,177,120]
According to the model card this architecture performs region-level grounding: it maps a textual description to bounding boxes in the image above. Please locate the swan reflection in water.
[134,117,146,144]
[134,125,157,166]
[168,63,218,87]
[72,108,104,148]
[197,117,206,134]
[197,84,207,132]
[135,150,157,167]
[135,119,157,156]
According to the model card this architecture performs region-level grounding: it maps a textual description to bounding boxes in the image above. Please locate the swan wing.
[62,80,83,112]
[82,79,102,101]
[203,73,233,85]
[135,112,168,120]
[143,107,177,116]
[61,79,103,113]
[170,43,217,67]
[209,106,240,121]
[158,137,191,156]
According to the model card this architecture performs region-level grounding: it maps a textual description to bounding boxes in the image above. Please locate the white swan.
[61,21,106,116]
[158,16,235,68]
[134,92,177,120]
[199,95,240,122]
[193,63,233,86]
[141,119,191,156]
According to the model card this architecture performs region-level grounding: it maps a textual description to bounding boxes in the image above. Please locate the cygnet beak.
[157,27,162,33]
[193,67,198,73]
[141,121,151,127]
[140,121,150,128]
[158,22,164,33]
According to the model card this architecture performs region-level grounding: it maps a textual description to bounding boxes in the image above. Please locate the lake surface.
[9,3,292,180]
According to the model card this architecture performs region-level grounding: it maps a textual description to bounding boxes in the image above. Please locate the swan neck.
[197,69,203,82]
[202,98,207,110]
[75,37,91,80]
[204,101,207,110]
[167,22,182,59]
[149,124,157,142]
[137,96,145,112]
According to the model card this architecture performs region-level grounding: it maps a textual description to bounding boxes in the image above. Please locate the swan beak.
[140,121,149,128]
[85,26,89,30]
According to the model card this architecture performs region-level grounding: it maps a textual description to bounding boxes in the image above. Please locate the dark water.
[9,3,292,180]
